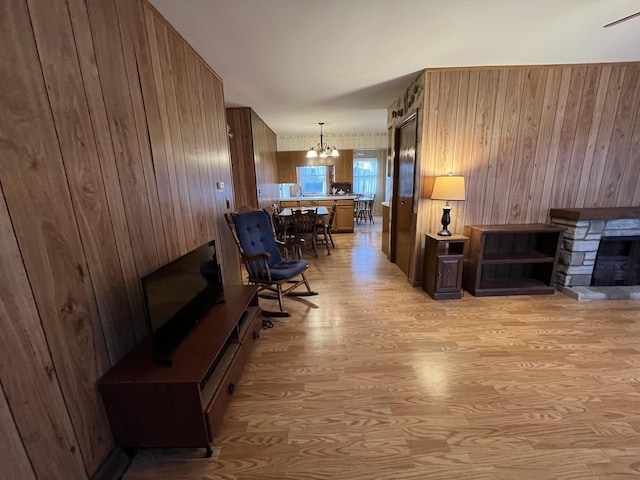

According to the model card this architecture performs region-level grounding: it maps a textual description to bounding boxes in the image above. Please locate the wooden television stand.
[98,285,261,456]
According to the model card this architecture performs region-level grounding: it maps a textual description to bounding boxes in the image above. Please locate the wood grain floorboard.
[125,219,640,479]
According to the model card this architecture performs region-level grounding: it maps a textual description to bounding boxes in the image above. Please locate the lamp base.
[437,205,452,236]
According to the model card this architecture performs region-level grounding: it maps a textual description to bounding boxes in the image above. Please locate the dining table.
[277,206,331,257]
[278,207,330,217]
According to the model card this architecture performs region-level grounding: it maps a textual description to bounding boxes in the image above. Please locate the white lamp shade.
[431,175,465,201]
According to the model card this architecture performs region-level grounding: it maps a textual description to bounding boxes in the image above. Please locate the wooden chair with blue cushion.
[225,209,318,317]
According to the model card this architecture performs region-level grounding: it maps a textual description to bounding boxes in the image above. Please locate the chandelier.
[306,122,339,158]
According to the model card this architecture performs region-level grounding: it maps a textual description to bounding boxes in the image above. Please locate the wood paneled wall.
[402,64,640,285]
[277,150,355,184]
[0,0,238,478]
[227,107,280,209]
[227,108,259,208]
[251,110,281,208]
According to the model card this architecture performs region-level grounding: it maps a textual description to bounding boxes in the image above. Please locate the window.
[296,166,328,195]
[353,159,377,194]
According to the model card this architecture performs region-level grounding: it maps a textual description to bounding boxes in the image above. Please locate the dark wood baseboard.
[90,448,131,480]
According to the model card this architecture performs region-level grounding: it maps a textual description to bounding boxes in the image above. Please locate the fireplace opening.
[591,236,640,286]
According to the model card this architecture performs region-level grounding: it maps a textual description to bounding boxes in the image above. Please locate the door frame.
[390,111,418,268]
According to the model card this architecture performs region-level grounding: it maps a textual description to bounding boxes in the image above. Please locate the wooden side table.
[423,233,468,300]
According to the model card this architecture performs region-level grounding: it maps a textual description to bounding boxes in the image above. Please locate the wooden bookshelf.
[462,224,565,297]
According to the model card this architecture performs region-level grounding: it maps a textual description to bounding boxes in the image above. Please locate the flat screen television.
[141,239,224,365]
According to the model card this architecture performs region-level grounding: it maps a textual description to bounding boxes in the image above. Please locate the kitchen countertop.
[280,195,358,201]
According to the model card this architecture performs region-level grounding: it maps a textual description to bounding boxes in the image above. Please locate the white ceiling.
[149,0,640,136]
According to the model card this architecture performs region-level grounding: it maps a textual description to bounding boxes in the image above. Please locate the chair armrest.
[275,238,305,249]
[241,251,270,262]
[241,252,272,281]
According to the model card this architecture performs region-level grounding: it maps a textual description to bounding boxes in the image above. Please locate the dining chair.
[353,193,362,222]
[365,194,375,224]
[356,194,375,224]
[291,209,321,258]
[316,201,336,250]
[265,204,302,259]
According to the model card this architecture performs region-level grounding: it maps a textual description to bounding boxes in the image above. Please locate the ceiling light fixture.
[306,122,339,158]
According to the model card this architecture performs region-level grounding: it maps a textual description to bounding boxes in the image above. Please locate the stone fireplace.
[591,236,640,286]
[550,207,640,300]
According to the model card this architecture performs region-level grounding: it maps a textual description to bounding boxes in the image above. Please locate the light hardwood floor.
[126,220,640,479]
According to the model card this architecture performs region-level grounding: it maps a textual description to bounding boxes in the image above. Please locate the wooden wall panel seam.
[85,0,160,278]
[482,69,509,224]
[574,66,611,207]
[421,70,438,245]
[142,0,224,83]
[550,66,587,208]
[560,66,602,207]
[527,68,557,222]
[212,78,242,286]
[583,65,625,207]
[2,0,113,473]
[30,0,136,366]
[600,65,640,206]
[449,71,468,234]
[465,70,498,227]
[491,69,526,224]
[628,77,640,206]
[67,0,148,345]
[227,108,258,209]
[129,0,181,261]
[143,6,188,255]
[193,60,218,241]
[170,38,204,249]
[187,52,216,241]
[597,65,633,204]
[454,70,480,235]
[537,67,572,219]
[0,365,36,479]
[507,68,546,223]
[0,183,82,479]
[162,25,196,251]
[201,35,230,246]
[115,0,169,268]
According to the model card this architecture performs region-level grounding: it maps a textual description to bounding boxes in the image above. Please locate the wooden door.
[436,257,463,292]
[391,113,417,276]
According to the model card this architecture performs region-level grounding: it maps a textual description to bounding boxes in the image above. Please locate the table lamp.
[431,174,465,236]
